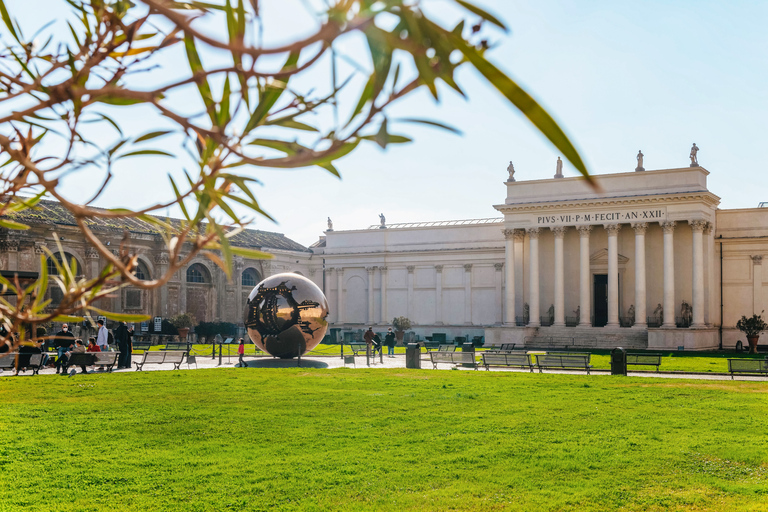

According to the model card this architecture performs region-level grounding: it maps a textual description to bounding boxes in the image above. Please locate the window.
[186,264,208,283]
[125,289,142,309]
[47,253,74,276]
[134,261,150,281]
[50,287,63,307]
[241,268,261,287]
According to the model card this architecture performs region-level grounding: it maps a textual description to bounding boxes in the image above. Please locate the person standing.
[237,338,245,367]
[363,327,375,356]
[53,323,75,374]
[96,320,109,352]
[114,321,129,369]
[126,324,134,369]
[384,328,396,357]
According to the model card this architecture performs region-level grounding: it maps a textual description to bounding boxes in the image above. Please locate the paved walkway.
[3,351,767,381]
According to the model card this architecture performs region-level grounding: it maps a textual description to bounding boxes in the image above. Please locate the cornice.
[494,191,721,213]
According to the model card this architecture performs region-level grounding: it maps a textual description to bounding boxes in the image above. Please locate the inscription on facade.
[536,208,665,226]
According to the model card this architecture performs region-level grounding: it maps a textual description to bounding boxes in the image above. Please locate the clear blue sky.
[8,1,768,246]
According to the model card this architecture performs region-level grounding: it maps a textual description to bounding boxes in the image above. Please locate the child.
[237,338,245,367]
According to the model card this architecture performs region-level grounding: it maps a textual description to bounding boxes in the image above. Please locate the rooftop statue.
[506,161,516,182]
[379,213,386,229]
[690,143,699,167]
[554,156,563,178]
[636,150,645,171]
[327,217,333,231]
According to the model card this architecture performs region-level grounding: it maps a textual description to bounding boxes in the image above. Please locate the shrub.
[736,312,767,338]
[392,317,412,332]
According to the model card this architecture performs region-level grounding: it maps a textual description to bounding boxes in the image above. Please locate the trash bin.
[461,343,476,368]
[611,347,627,376]
[405,343,421,369]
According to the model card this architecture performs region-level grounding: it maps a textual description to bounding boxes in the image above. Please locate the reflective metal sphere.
[244,273,329,359]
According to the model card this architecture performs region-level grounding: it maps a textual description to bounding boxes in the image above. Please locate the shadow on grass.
[243,358,329,369]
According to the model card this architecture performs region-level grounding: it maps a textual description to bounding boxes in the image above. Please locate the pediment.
[590,248,629,265]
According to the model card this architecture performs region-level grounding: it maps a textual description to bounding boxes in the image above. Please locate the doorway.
[593,274,608,327]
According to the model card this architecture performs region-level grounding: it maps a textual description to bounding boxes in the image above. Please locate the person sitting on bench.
[62,339,87,375]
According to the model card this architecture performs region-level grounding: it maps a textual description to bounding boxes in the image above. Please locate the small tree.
[169,313,196,330]
[392,316,412,344]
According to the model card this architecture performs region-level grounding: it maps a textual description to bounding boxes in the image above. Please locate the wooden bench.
[482,352,534,372]
[535,353,592,374]
[428,351,478,370]
[134,350,186,371]
[626,353,662,371]
[727,358,768,379]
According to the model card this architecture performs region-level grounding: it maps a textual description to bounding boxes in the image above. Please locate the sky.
[6,0,768,247]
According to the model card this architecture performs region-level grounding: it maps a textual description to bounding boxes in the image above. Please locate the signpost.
[153,316,162,332]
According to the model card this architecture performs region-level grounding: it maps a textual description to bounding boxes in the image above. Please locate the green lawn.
[1,369,767,511]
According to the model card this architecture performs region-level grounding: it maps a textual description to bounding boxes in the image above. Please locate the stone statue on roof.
[379,213,386,229]
[636,150,644,171]
[690,143,699,167]
[554,157,563,179]
[506,161,515,182]
[327,217,333,231]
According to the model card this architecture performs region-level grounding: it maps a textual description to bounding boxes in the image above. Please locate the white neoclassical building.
[316,163,768,351]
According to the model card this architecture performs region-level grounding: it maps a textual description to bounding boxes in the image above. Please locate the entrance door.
[593,274,608,327]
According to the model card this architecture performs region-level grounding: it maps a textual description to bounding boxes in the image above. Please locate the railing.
[515,316,529,326]
[540,316,554,327]
[619,316,634,328]
[647,316,662,328]
[675,317,691,329]
[565,316,579,327]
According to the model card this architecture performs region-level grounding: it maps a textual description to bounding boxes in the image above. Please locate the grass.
[1,369,767,511]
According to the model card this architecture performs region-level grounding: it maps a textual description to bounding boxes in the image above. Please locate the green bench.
[428,351,478,370]
[727,358,768,379]
[626,353,662,371]
[535,353,592,374]
[482,352,534,372]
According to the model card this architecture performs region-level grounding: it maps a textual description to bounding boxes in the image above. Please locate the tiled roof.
[5,199,309,252]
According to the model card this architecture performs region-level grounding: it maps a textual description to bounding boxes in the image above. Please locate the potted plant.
[169,313,196,341]
[736,312,767,354]
[392,316,412,346]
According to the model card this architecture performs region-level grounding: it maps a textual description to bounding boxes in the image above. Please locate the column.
[631,223,647,328]
[604,224,621,327]
[527,228,540,327]
[406,266,415,320]
[336,267,344,325]
[577,225,592,326]
[513,230,525,322]
[751,256,763,315]
[494,263,504,324]
[326,267,335,322]
[379,266,387,325]
[434,265,443,325]
[552,226,566,326]
[690,220,707,327]
[661,221,676,327]
[705,222,714,325]
[464,264,473,325]
[503,229,516,325]
[366,267,375,324]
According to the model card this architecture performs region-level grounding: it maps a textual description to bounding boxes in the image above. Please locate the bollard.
[366,344,371,367]
[611,347,627,376]
[211,340,216,359]
[218,343,222,366]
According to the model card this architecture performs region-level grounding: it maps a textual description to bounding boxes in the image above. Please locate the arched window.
[186,263,209,283]
[47,253,78,276]
[241,268,261,287]
[134,260,150,281]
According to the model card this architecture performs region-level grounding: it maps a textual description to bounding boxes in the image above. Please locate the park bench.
[348,343,368,356]
[132,341,152,352]
[437,344,457,352]
[163,342,190,354]
[134,350,186,371]
[63,352,97,373]
[490,343,516,353]
[727,358,768,379]
[535,353,592,374]
[92,351,119,371]
[481,352,534,372]
[428,351,478,370]
[0,353,45,375]
[626,353,662,371]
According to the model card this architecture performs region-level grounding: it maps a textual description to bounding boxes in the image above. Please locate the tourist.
[363,327,374,348]
[15,339,45,375]
[96,320,109,352]
[114,321,130,369]
[237,338,245,367]
[86,337,100,352]
[372,332,382,357]
[54,324,75,374]
[126,324,134,368]
[384,328,396,357]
